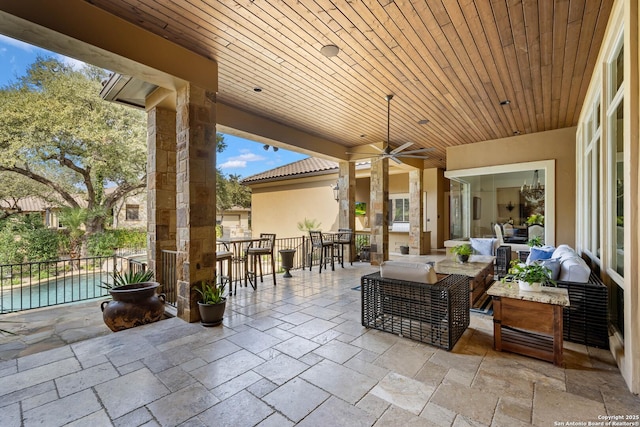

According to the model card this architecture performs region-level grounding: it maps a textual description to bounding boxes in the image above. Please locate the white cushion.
[380,261,438,284]
[558,256,591,283]
[552,244,576,260]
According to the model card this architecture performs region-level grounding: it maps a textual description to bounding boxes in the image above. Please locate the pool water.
[0,272,111,313]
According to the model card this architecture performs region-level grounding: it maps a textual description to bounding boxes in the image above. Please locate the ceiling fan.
[347,94,434,164]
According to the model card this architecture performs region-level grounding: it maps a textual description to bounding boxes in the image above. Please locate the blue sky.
[0,34,307,178]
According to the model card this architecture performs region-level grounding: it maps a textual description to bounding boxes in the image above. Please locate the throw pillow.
[470,238,496,256]
[528,245,556,262]
[532,258,561,280]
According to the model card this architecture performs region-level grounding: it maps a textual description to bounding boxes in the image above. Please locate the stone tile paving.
[1,261,639,426]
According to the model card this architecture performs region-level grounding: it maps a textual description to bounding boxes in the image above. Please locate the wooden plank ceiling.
[87,0,613,168]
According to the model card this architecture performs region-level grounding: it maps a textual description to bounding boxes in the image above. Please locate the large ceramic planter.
[198,299,226,326]
[518,280,541,292]
[101,282,166,332]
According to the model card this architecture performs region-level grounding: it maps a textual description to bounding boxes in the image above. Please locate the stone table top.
[487,281,570,307]
[435,255,495,277]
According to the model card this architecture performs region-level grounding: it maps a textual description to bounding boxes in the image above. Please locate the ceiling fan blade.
[394,154,430,159]
[389,141,413,155]
[397,147,435,154]
[345,151,381,156]
[390,156,403,164]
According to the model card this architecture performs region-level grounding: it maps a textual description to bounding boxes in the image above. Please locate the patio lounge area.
[1,262,638,427]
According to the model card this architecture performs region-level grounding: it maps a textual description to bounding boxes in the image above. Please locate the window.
[389,197,409,223]
[126,204,140,221]
[583,97,601,261]
[604,35,624,338]
[445,161,555,244]
[607,42,624,280]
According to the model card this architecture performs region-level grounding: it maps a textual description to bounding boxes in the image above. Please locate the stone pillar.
[175,84,218,322]
[338,161,356,261]
[409,169,425,254]
[147,106,177,285]
[370,158,389,265]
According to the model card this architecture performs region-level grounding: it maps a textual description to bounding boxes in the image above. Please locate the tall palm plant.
[59,207,87,259]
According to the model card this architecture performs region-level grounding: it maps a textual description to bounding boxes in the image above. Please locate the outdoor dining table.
[218,236,269,294]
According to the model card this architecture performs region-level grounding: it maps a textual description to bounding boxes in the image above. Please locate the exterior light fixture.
[273,146,279,152]
[500,99,510,105]
[253,87,262,92]
[418,119,429,125]
[263,144,269,150]
[332,182,339,202]
[320,44,339,58]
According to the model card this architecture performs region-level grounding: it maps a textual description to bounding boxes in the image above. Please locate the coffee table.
[435,255,495,308]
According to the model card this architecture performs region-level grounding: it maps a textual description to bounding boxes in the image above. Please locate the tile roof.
[0,196,57,212]
[241,157,338,184]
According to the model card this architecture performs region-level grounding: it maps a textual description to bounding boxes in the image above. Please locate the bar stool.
[216,250,233,294]
[246,233,276,289]
[333,228,353,268]
[309,230,334,273]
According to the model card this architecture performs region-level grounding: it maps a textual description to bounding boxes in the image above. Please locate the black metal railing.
[0,254,146,314]
[161,250,178,308]
[1,233,368,314]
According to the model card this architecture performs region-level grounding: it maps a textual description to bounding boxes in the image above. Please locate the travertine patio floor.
[1,260,638,426]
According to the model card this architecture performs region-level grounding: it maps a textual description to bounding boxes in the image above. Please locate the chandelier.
[521,170,545,203]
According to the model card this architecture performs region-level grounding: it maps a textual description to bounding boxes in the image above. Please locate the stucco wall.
[250,176,340,238]
[446,127,577,246]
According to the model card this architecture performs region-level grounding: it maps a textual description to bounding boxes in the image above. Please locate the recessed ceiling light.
[500,100,511,106]
[418,119,429,125]
[253,87,262,93]
[513,130,521,135]
[320,44,339,57]
[360,134,366,138]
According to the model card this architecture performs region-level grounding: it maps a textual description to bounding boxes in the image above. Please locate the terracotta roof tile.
[241,157,338,183]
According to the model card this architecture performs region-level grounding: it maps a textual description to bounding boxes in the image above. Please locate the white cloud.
[219,160,247,169]
[219,149,266,169]
[0,34,35,52]
[233,150,265,162]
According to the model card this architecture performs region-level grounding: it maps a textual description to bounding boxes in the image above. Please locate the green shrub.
[0,229,23,264]
[87,231,119,256]
[24,228,60,261]
[87,229,146,256]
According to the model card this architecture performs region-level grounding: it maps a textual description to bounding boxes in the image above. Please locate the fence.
[1,233,369,314]
[0,254,146,314]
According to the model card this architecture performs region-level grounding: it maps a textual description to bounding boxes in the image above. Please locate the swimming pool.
[0,271,111,314]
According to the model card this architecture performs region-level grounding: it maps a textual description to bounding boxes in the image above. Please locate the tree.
[0,172,51,220]
[0,57,147,239]
[226,174,251,208]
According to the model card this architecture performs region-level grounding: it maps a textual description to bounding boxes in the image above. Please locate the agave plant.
[101,269,155,290]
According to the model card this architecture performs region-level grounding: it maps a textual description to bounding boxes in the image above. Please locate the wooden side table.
[487,281,570,366]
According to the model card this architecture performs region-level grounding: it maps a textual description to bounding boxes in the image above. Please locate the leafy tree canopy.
[0,57,147,234]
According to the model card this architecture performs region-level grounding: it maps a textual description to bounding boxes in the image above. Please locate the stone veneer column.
[147,106,177,284]
[370,158,388,265]
[408,169,425,254]
[338,161,356,261]
[175,84,217,322]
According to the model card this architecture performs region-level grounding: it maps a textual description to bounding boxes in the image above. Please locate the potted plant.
[195,280,226,326]
[100,269,166,332]
[501,260,556,291]
[527,236,543,247]
[450,243,473,263]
